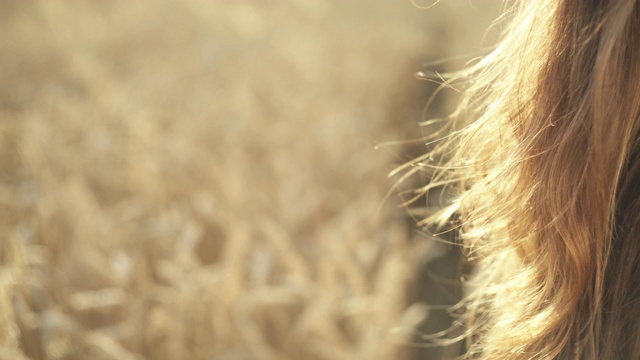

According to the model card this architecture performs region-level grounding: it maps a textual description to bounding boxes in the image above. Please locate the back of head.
[424,1,640,358]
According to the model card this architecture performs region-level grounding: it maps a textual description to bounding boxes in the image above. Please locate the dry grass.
[0,1,499,359]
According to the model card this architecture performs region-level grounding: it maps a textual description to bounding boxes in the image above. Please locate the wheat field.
[0,1,499,359]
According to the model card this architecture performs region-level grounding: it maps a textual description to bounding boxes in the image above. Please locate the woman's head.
[419,0,640,358]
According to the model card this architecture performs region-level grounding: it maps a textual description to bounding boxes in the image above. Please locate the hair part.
[417,1,640,358]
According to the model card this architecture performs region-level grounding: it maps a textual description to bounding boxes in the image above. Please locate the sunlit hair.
[408,0,640,358]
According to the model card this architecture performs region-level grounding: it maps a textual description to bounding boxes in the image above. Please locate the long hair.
[413,0,640,358]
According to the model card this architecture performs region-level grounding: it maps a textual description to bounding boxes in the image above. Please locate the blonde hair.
[413,0,640,358]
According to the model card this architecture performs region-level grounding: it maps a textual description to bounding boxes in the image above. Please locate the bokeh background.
[0,1,500,359]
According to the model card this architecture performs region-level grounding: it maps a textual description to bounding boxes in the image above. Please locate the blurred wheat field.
[0,1,499,359]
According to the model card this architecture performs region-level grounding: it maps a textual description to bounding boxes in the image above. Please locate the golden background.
[0,1,499,359]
